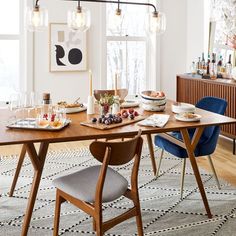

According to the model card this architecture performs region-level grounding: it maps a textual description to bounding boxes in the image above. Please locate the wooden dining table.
[0,100,236,236]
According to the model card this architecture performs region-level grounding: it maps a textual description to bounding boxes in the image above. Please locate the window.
[0,1,23,103]
[106,3,149,95]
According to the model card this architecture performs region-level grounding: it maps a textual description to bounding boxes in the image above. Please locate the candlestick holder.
[87,96,95,114]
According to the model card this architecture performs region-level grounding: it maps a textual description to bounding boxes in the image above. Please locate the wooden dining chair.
[52,130,144,236]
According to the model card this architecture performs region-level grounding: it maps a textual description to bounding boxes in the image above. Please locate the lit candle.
[89,70,93,96]
[114,72,118,96]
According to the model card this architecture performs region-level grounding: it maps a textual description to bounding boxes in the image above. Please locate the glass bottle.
[226,54,232,78]
[210,53,217,79]
[112,95,120,114]
[201,52,206,74]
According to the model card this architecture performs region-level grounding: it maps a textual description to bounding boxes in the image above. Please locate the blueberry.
[129,114,135,120]
[98,117,102,123]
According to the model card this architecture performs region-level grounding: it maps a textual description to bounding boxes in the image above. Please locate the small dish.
[64,106,87,114]
[172,102,195,114]
[175,113,201,122]
[121,100,140,108]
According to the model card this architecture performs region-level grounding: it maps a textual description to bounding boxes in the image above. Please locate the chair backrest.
[195,96,227,140]
[90,130,143,166]
[93,89,128,103]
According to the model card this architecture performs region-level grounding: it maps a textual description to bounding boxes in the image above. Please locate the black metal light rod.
[65,0,157,13]
[35,0,39,7]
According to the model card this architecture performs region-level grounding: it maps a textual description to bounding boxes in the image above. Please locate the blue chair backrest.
[196,96,227,141]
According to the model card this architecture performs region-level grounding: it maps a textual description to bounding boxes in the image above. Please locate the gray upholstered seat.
[52,165,128,203]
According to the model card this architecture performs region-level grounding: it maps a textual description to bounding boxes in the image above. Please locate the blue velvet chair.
[154,96,227,199]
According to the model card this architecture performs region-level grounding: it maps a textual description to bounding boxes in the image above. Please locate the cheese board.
[80,116,146,130]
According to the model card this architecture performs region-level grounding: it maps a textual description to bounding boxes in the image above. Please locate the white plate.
[121,100,140,108]
[175,113,201,122]
[64,106,87,114]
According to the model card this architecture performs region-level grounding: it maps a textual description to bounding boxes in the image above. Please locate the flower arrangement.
[98,93,115,115]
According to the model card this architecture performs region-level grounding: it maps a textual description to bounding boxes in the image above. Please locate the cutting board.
[80,116,146,130]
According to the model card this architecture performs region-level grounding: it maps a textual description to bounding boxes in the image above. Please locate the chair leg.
[9,144,26,197]
[93,218,96,231]
[207,155,221,189]
[135,201,144,236]
[180,158,186,200]
[95,216,103,236]
[156,149,164,177]
[53,190,64,236]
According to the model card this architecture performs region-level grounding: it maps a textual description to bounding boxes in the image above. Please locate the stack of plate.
[140,91,166,112]
[171,102,195,114]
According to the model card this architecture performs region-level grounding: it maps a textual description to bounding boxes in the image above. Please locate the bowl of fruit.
[140,90,166,111]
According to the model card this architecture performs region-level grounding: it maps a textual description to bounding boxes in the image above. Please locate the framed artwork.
[49,23,87,72]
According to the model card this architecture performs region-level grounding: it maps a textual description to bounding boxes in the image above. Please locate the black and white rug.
[0,145,236,236]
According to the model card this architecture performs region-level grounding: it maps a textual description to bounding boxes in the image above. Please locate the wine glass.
[21,92,36,126]
[9,93,22,125]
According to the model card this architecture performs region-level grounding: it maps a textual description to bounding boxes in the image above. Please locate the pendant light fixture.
[67,0,91,32]
[26,0,48,32]
[108,0,123,32]
[26,0,166,35]
[145,11,166,35]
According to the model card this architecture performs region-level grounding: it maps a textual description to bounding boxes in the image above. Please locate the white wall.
[33,0,103,103]
[159,0,188,100]
[158,0,208,100]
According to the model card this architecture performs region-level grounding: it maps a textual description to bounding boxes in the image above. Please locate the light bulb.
[67,7,91,32]
[26,6,48,32]
[145,11,166,35]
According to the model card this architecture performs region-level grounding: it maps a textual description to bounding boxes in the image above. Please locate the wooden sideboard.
[176,74,236,154]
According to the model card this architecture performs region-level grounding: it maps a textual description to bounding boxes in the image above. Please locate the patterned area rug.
[0,145,236,236]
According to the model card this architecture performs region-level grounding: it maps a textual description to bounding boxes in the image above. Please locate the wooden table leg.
[21,142,49,236]
[146,134,157,176]
[181,128,212,218]
[9,144,27,197]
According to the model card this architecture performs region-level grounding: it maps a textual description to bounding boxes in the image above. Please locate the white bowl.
[141,98,166,106]
[142,103,166,112]
[140,90,166,101]
[172,103,195,114]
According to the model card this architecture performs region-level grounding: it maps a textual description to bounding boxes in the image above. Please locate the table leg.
[181,128,212,218]
[21,142,49,236]
[146,134,157,176]
[9,144,27,197]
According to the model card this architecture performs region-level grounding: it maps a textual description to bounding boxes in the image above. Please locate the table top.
[0,100,236,146]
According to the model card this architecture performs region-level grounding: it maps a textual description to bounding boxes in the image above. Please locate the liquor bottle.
[201,52,207,74]
[217,55,223,78]
[226,54,232,78]
[210,53,217,79]
[196,57,201,74]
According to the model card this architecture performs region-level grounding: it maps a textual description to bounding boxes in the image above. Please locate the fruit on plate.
[50,120,63,128]
[181,112,198,119]
[37,120,49,128]
[92,114,122,125]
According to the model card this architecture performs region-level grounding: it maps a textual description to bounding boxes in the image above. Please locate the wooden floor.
[0,136,235,186]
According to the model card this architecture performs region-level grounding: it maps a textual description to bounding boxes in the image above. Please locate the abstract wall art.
[49,23,87,72]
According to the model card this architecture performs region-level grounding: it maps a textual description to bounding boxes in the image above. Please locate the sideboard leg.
[233,139,235,155]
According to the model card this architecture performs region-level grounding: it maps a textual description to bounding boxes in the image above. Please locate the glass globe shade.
[67,7,91,32]
[108,9,123,32]
[145,11,166,35]
[26,7,48,32]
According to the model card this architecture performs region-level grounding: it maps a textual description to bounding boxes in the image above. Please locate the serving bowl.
[140,90,166,111]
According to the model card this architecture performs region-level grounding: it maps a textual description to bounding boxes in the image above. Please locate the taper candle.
[89,70,93,96]
[114,72,118,96]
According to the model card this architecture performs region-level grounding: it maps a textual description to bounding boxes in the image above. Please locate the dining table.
[0,100,236,236]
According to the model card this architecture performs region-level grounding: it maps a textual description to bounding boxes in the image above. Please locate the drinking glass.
[9,93,22,125]
[22,92,36,126]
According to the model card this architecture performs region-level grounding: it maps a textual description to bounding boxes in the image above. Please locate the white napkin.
[138,114,170,128]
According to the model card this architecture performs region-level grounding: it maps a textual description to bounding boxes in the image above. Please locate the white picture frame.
[49,23,87,72]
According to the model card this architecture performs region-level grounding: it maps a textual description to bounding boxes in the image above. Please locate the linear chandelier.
[26,0,166,34]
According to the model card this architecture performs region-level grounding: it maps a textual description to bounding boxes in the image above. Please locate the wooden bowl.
[93,89,128,103]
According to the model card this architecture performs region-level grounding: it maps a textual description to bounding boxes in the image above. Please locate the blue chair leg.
[207,155,221,189]
[180,159,186,200]
[156,149,164,177]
